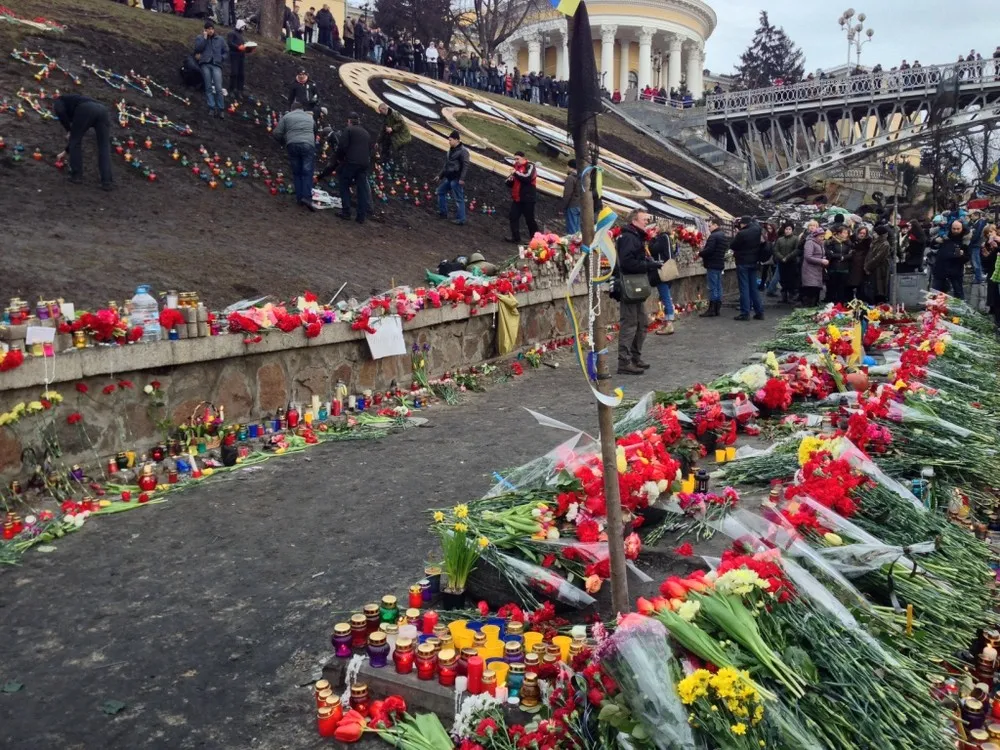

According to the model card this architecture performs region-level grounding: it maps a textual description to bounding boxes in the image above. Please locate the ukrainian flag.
[552,0,581,16]
[989,159,1000,185]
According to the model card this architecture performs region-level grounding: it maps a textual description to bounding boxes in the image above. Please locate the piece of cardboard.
[25,326,56,345]
[364,315,406,360]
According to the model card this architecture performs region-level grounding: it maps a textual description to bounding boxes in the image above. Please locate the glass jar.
[317,706,337,737]
[437,648,458,687]
[349,684,370,717]
[473,632,487,650]
[506,621,524,639]
[481,669,497,697]
[350,614,368,649]
[325,694,343,723]
[419,579,432,603]
[507,662,525,698]
[408,584,423,609]
[569,637,587,660]
[416,643,437,681]
[964,698,986,730]
[458,648,477,677]
[542,653,559,676]
[380,623,399,655]
[394,638,415,674]
[363,603,380,633]
[332,623,353,658]
[504,640,524,665]
[379,595,399,624]
[367,632,390,668]
[520,673,541,709]
[404,608,421,627]
[433,624,451,641]
[524,653,541,676]
[422,610,439,636]
[531,642,547,659]
[988,723,1000,740]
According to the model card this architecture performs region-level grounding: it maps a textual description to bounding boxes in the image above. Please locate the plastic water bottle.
[130,285,161,343]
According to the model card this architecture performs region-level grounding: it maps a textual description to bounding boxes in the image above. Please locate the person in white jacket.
[425,43,439,79]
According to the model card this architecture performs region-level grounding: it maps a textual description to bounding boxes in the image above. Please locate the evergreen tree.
[375,0,453,45]
[734,11,805,88]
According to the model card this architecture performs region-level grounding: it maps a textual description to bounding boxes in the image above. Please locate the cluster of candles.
[679,468,710,495]
[312,678,343,737]
[714,446,738,464]
[331,592,591,707]
[951,630,1000,748]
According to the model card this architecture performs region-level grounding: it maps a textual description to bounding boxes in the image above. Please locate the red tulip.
[635,597,654,615]
[333,723,364,743]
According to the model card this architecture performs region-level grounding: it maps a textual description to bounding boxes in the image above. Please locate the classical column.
[638,27,655,90]
[618,40,631,92]
[693,47,706,98]
[560,36,570,79]
[685,43,700,95]
[600,25,617,92]
[526,31,542,73]
[667,36,682,92]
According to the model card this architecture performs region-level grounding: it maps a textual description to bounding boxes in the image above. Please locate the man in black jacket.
[53,94,113,190]
[615,210,662,375]
[226,20,248,101]
[505,151,538,243]
[288,69,319,113]
[436,131,470,225]
[316,4,334,48]
[336,112,371,224]
[932,220,969,299]
[698,216,729,317]
[730,216,765,320]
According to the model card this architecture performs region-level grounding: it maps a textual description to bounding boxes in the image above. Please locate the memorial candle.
[367,632,390,668]
[422,610,439,636]
[332,623,353,658]
[416,643,437,680]
[437,649,458,687]
[350,614,368,649]
[317,706,336,737]
[408,584,423,609]
[466,656,484,695]
[393,638,415,674]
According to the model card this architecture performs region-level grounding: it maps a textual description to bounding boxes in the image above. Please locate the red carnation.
[0,348,25,372]
[75,382,89,394]
[576,519,600,543]
[476,600,490,616]
[150,380,161,390]
[674,542,694,557]
[102,384,116,395]
[67,412,83,425]
[118,380,134,390]
[304,321,322,339]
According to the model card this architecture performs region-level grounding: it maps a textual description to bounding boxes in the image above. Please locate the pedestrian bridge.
[699,59,1000,196]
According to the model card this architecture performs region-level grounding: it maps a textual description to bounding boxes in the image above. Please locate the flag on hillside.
[567,0,602,136]
[551,0,581,16]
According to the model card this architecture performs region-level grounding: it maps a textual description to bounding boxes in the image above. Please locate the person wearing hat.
[466,252,498,276]
[273,101,317,210]
[864,224,892,303]
[226,20,248,101]
[505,151,538,243]
[288,69,319,113]
[771,222,801,304]
[376,103,411,167]
[335,112,371,224]
[193,21,228,117]
[437,131,470,226]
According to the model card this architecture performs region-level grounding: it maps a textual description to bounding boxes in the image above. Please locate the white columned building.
[501,0,716,97]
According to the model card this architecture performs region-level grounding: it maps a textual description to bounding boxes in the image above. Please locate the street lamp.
[838,8,874,71]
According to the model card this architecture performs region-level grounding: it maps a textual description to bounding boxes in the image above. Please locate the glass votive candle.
[393,638,415,674]
[504,640,524,664]
[363,603,380,633]
[379,595,399,624]
[317,706,337,737]
[519,674,540,708]
[419,579,433,603]
[505,621,524,639]
[438,648,458,687]
[507,662,525,697]
[482,670,497,696]
[350,614,368,649]
[332,623,353,658]
[367,631,390,668]
[325,694,343,723]
[349,684,370,716]
[399,624,419,641]
[524,653,541,676]
[408,584,423,609]
[416,643,437,680]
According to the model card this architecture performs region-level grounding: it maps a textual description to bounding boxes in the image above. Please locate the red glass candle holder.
[317,707,336,737]
[394,638,415,674]
[422,610,439,636]
[416,644,437,681]
[466,656,484,695]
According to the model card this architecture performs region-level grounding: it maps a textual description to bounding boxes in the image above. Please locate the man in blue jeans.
[437,130,470,225]
[561,159,581,235]
[272,101,316,210]
[193,21,227,117]
[730,216,765,320]
[335,112,371,224]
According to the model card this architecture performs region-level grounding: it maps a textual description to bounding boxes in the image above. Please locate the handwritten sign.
[364,315,406,360]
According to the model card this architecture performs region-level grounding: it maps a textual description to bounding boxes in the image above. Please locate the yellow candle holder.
[452,628,474,651]
[714,448,726,463]
[523,631,543,653]
[490,661,510,687]
[448,620,468,638]
[552,635,572,663]
[681,478,696,494]
[481,624,501,644]
[726,446,737,461]
[480,644,504,662]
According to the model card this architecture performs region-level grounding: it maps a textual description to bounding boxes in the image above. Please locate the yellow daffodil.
[731,723,747,736]
[453,522,468,533]
[453,504,469,519]
[477,536,489,549]
[827,324,841,341]
[433,511,445,523]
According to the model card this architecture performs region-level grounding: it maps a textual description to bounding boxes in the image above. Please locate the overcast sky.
[704,0,1000,76]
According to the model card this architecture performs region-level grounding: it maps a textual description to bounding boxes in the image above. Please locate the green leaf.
[2,681,24,693]
[631,724,649,740]
[101,700,127,715]
[598,703,621,721]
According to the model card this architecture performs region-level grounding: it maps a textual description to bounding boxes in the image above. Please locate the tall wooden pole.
[570,18,630,615]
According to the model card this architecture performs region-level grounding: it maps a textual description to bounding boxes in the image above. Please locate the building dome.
[499,0,715,96]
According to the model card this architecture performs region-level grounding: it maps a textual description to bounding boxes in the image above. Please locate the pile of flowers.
[753,377,792,412]
[523,231,581,263]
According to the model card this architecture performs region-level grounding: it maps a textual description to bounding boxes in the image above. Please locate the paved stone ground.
[0,308,782,750]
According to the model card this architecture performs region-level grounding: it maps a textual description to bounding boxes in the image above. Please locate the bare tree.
[450,0,540,62]
[949,124,1000,183]
[259,0,285,39]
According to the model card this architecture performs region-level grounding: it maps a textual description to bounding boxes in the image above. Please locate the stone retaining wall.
[0,270,731,477]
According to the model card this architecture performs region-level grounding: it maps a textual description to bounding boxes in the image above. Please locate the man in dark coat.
[505,152,539,243]
[375,103,411,166]
[316,4,334,48]
[865,224,892,303]
[53,94,113,190]
[287,69,319,112]
[932,220,969,299]
[336,112,371,224]
[698,216,729,317]
[437,131,470,226]
[824,225,853,303]
[730,216,765,320]
[226,20,248,100]
[614,210,662,374]
[193,21,227,116]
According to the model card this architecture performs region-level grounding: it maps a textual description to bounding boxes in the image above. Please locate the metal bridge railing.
[705,59,1000,117]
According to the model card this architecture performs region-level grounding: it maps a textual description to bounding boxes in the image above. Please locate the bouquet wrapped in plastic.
[596,616,695,750]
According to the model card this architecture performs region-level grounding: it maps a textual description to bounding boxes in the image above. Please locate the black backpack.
[180,56,204,89]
